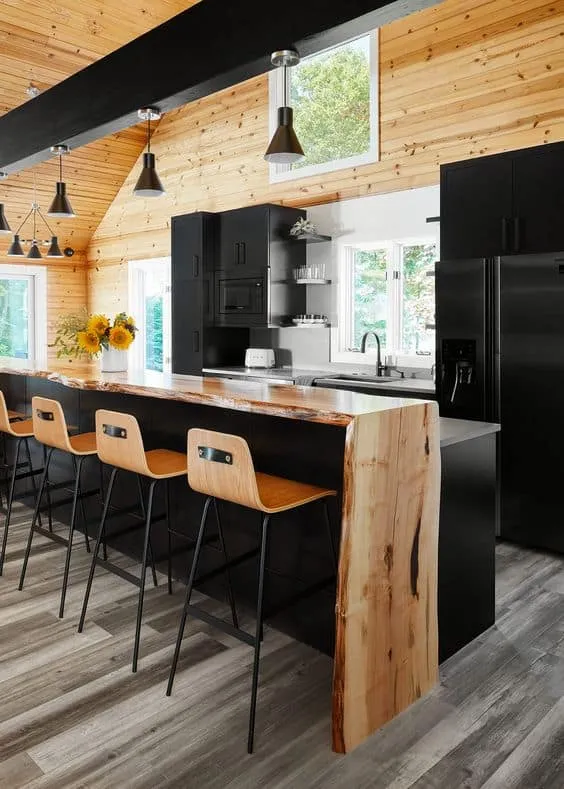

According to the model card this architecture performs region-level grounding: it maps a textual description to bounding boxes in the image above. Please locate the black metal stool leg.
[213,497,239,628]
[132,479,157,673]
[18,447,53,591]
[42,444,53,533]
[166,479,172,595]
[248,513,270,754]
[23,438,44,532]
[59,455,85,618]
[99,461,108,561]
[0,438,22,576]
[78,467,118,633]
[72,454,90,553]
[166,495,212,696]
[323,499,338,574]
[137,475,157,588]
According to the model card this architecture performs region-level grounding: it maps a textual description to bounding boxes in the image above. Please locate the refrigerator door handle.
[501,218,510,254]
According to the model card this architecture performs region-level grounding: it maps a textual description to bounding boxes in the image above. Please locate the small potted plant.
[53,309,137,372]
[290,217,317,238]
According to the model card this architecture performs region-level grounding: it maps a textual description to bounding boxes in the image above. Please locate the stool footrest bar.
[185,604,255,647]
[92,556,142,587]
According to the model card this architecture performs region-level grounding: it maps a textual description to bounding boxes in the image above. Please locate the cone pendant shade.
[47,236,63,258]
[264,107,305,164]
[48,182,75,218]
[7,234,24,256]
[0,203,11,234]
[134,152,165,197]
[27,241,42,259]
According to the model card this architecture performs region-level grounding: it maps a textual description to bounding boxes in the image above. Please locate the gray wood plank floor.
[0,505,562,788]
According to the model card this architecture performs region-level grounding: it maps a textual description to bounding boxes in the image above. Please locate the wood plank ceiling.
[0,0,200,262]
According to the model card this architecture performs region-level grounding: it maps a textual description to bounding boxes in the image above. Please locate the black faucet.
[360,331,386,377]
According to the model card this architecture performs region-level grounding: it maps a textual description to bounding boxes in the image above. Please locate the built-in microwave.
[215,274,267,325]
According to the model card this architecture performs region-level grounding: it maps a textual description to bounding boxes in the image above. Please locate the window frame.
[268,30,379,184]
[333,238,436,368]
[0,264,47,365]
[128,257,172,374]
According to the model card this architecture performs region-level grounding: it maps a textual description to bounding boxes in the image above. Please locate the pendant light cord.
[147,117,151,155]
[59,153,63,183]
[283,64,288,106]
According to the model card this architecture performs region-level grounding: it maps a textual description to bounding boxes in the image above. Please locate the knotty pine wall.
[87,0,564,314]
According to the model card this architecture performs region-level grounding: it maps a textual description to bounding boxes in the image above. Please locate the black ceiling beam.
[0,0,440,174]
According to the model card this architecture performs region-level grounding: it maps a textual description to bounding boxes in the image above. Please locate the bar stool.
[0,392,45,575]
[78,409,189,673]
[18,396,98,618]
[166,428,338,753]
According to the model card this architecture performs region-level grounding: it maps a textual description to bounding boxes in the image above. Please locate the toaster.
[244,348,276,368]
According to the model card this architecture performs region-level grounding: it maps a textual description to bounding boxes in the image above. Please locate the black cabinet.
[214,204,306,327]
[172,212,250,375]
[441,140,564,258]
[512,144,564,254]
[441,157,513,259]
[171,212,213,375]
[219,205,269,270]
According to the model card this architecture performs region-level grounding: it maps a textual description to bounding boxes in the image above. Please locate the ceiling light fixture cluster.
[0,144,77,260]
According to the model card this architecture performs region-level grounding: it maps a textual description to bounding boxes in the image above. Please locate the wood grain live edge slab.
[0,361,429,426]
[0,359,441,755]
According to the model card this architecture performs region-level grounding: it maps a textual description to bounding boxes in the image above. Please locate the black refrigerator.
[437,252,564,554]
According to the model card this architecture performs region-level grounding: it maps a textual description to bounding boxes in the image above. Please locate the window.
[0,264,46,363]
[128,258,171,373]
[269,32,378,182]
[338,241,436,363]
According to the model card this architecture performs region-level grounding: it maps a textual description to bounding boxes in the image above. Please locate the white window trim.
[0,264,47,365]
[332,239,436,368]
[128,258,171,374]
[268,30,379,184]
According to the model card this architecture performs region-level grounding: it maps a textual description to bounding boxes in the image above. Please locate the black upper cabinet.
[219,205,269,271]
[441,156,513,259]
[512,145,564,255]
[441,141,564,259]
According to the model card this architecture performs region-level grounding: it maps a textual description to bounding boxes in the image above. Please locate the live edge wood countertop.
[0,360,462,755]
[0,360,427,427]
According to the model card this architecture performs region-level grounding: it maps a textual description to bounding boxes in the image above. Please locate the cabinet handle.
[501,218,510,254]
[239,241,246,265]
[192,254,199,278]
[193,331,200,353]
[513,217,521,253]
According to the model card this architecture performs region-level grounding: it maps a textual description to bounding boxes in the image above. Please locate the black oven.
[215,274,267,325]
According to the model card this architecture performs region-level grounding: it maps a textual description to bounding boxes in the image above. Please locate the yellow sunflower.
[109,325,134,350]
[77,331,101,355]
[87,314,110,337]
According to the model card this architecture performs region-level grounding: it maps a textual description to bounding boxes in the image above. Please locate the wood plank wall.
[87,0,564,312]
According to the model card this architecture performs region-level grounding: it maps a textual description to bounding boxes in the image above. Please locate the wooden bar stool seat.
[0,394,46,576]
[167,428,338,753]
[18,396,101,618]
[78,409,192,673]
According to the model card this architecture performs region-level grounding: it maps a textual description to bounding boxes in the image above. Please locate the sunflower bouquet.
[53,309,137,359]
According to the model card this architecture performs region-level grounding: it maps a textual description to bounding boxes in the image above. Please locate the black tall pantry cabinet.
[171,212,248,375]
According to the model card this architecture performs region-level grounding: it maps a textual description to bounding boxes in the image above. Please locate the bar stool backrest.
[0,391,15,434]
[95,409,150,476]
[32,396,74,452]
[187,428,263,511]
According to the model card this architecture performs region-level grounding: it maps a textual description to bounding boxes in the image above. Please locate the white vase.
[100,346,128,373]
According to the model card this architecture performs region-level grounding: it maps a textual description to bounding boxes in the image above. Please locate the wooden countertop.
[0,360,425,427]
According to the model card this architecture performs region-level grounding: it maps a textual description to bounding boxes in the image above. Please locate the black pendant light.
[48,144,76,218]
[264,50,305,164]
[134,108,165,197]
[9,196,65,259]
[7,234,24,257]
[0,204,11,234]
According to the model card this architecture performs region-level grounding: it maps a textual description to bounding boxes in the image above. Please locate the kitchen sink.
[322,374,403,384]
